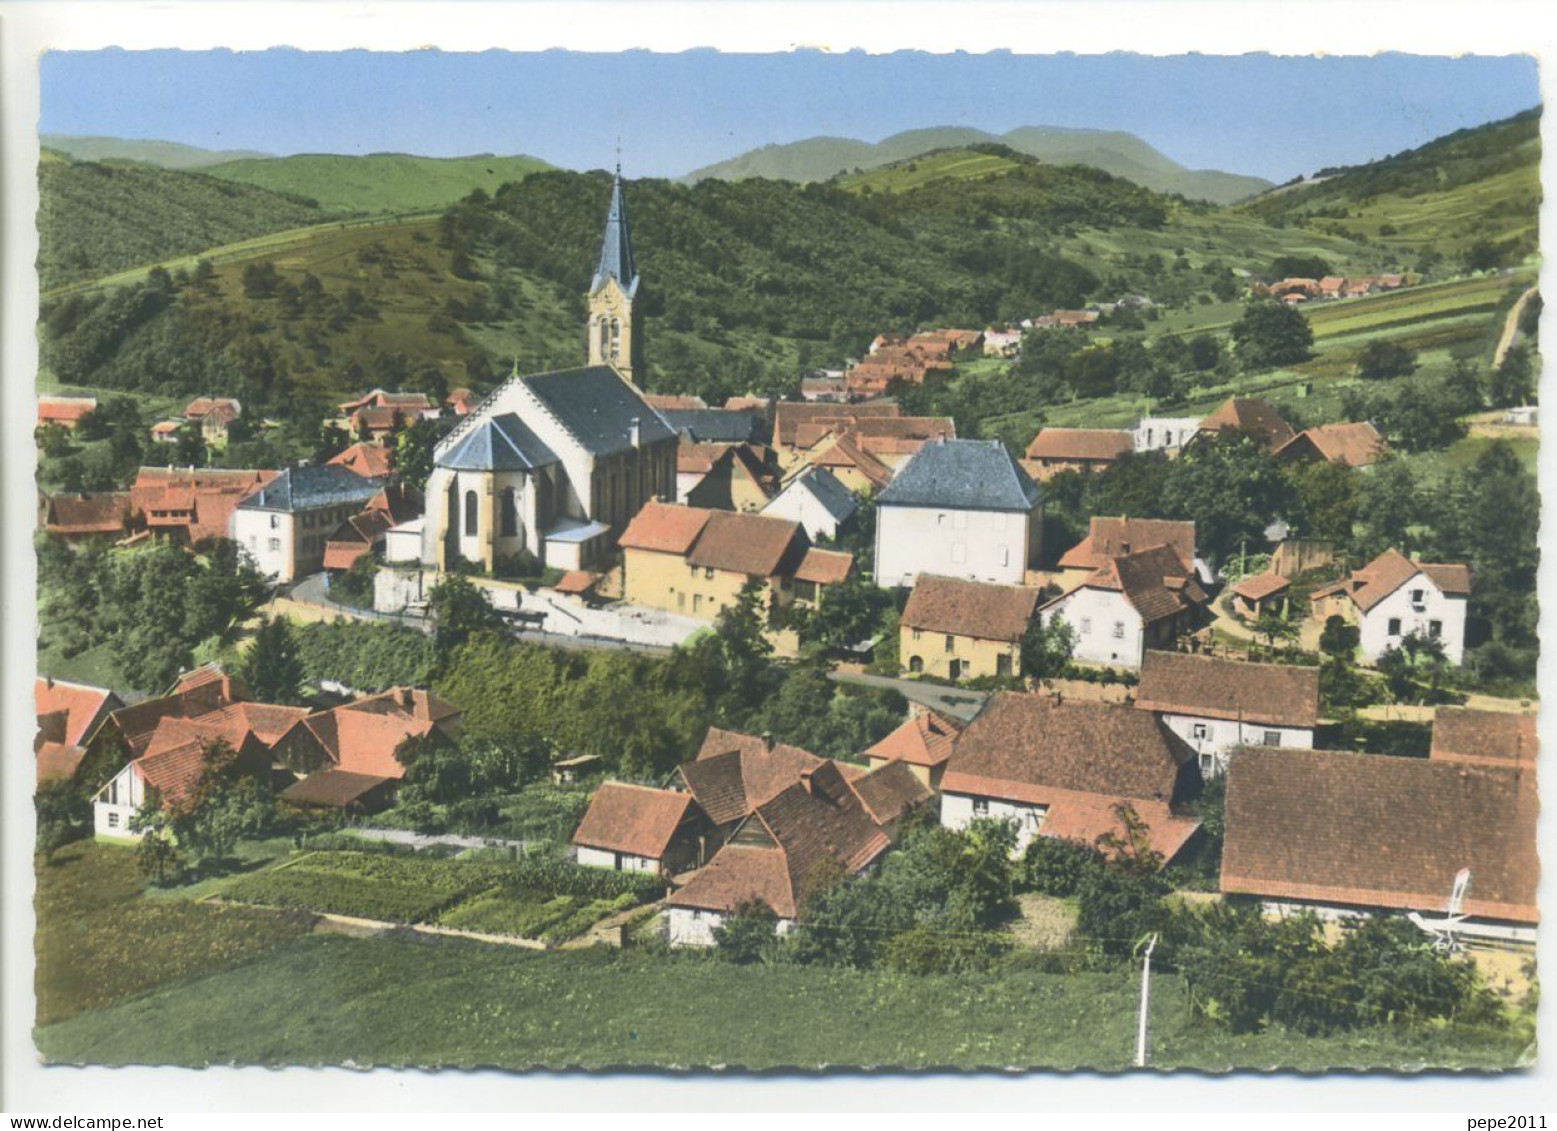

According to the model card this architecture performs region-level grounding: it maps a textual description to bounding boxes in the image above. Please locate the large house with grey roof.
[873,437,1043,588]
[230,465,386,582]
[419,171,678,572]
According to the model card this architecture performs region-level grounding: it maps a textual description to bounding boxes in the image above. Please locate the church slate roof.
[661,409,760,444]
[519,367,675,458]
[876,438,1042,512]
[785,466,858,524]
[437,412,559,472]
[591,171,639,298]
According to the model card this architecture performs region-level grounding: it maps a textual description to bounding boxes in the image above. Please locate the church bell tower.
[586,166,641,383]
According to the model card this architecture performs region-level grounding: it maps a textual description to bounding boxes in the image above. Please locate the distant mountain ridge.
[41,134,274,169]
[681,125,1273,205]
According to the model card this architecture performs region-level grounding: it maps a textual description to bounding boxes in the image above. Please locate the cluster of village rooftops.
[36,171,1528,947]
[36,655,1536,950]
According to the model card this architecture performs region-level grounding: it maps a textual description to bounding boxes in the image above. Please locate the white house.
[1133,652,1321,777]
[1133,417,1201,454]
[761,466,859,542]
[93,728,275,840]
[939,692,1203,862]
[1041,544,1211,669]
[231,466,386,582]
[570,781,702,876]
[873,438,1043,588]
[1309,548,1471,665]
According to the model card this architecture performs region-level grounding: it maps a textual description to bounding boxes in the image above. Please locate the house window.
[912,628,922,641]
[1192,723,1209,741]
[1001,546,1010,567]
[1410,588,1426,609]
[908,655,924,674]
[107,811,120,829]
[972,798,990,817]
[464,490,478,536]
[949,659,965,680]
[500,488,519,537]
[704,567,715,580]
[795,579,818,602]
[270,514,280,529]
[944,634,955,653]
[1199,751,1217,777]
[1387,617,1402,636]
[1429,620,1443,638]
[268,538,281,552]
[1263,730,1281,747]
[693,594,703,612]
[1080,618,1092,635]
[996,653,1012,677]
[1112,621,1125,639]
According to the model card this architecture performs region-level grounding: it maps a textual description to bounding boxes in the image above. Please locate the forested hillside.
[203,153,554,215]
[1241,108,1541,265]
[39,159,327,290]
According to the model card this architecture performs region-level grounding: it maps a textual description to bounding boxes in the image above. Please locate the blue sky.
[40,49,1539,181]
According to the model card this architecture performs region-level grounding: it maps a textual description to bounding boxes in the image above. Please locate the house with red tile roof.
[129,467,281,545]
[39,491,131,543]
[1228,571,1291,620]
[863,709,964,789]
[328,441,395,479]
[940,692,1202,863]
[1221,747,1536,941]
[37,396,97,430]
[1274,421,1388,468]
[79,668,251,791]
[1057,516,1198,592]
[1430,707,1536,768]
[182,397,243,446]
[1043,543,1211,669]
[445,388,479,416]
[1022,428,1134,480]
[900,574,1040,682]
[35,677,123,786]
[572,782,709,874]
[677,441,780,513]
[275,687,462,812]
[619,501,852,625]
[1133,652,1320,777]
[1196,396,1296,452]
[1308,548,1470,664]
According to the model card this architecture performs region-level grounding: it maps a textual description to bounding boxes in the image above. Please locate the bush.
[713,901,782,964]
[294,619,436,691]
[1019,837,1102,897]
[881,924,1013,974]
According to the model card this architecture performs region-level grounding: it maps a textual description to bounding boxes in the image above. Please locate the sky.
[40,49,1540,182]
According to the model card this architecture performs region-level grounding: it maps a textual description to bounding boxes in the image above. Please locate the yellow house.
[619,501,853,623]
[862,709,964,789]
[899,573,1041,682]
[681,442,779,513]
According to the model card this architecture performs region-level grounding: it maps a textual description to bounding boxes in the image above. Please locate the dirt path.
[1493,286,1538,369]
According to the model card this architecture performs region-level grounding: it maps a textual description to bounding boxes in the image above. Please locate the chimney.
[629,417,642,448]
[800,766,817,795]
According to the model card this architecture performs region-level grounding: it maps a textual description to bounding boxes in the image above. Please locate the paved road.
[828,670,988,721]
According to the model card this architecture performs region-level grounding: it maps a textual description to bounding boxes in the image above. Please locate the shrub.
[881,924,1013,974]
[1020,836,1102,897]
[712,900,782,964]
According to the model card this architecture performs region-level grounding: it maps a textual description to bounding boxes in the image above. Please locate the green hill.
[40,134,273,168]
[682,125,1272,204]
[39,159,327,290]
[1240,108,1542,264]
[204,153,554,214]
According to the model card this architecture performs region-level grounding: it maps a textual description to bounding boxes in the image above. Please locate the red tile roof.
[339,390,434,414]
[774,402,900,446]
[686,511,807,578]
[1430,707,1537,768]
[283,687,462,781]
[37,396,97,425]
[280,769,395,808]
[1134,652,1320,729]
[848,759,935,826]
[1318,549,1472,614]
[1058,517,1196,573]
[902,574,1040,643]
[42,492,130,537]
[1229,572,1291,601]
[811,431,894,490]
[864,710,963,768]
[642,393,708,411]
[328,442,394,478]
[36,741,86,784]
[618,501,714,555]
[1077,545,1208,623]
[1199,397,1295,450]
[184,397,242,422]
[35,677,119,747]
[793,547,854,586]
[943,693,1201,862]
[1024,428,1134,463]
[1222,747,1537,924]
[130,468,281,543]
[572,782,695,859]
[1275,421,1388,468]
[553,570,602,596]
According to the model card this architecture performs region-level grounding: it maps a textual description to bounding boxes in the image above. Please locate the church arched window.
[464,490,478,536]
[599,317,611,361]
[500,487,519,537]
[610,318,621,359]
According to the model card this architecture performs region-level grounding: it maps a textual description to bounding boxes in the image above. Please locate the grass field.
[205,153,553,215]
[34,841,313,1027]
[838,149,1026,194]
[34,931,1529,1070]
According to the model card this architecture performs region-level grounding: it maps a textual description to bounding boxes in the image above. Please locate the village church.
[419,170,677,572]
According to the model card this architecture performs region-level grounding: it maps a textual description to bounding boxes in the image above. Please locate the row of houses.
[1022,396,1388,481]
[567,681,1535,946]
[36,666,462,831]
[1256,274,1411,303]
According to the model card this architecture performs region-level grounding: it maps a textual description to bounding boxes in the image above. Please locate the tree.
[1231,300,1313,370]
[315,421,351,464]
[426,575,505,659]
[1268,255,1331,281]
[1353,458,1421,560]
[394,417,443,492]
[1156,434,1295,567]
[794,573,893,653]
[1253,608,1300,652]
[1355,340,1417,381]
[1319,615,1360,660]
[395,732,473,806]
[238,616,306,704]
[331,552,380,610]
[712,900,781,964]
[1489,344,1536,408]
[36,423,72,458]
[712,580,776,714]
[1093,803,1166,877]
[1283,458,1358,542]
[1020,615,1074,680]
[34,781,90,860]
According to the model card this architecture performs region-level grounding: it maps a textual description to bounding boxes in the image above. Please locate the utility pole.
[1136,933,1159,1068]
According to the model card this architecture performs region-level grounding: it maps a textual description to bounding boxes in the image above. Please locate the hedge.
[294,620,435,692]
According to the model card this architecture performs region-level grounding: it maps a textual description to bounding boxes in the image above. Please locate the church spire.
[590,166,638,299]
